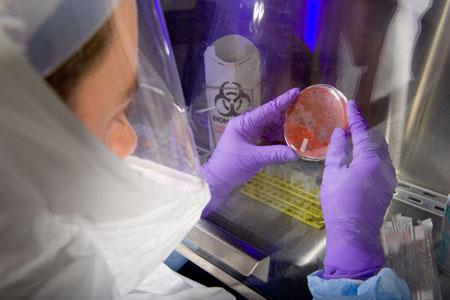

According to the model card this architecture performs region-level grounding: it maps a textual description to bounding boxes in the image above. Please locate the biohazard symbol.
[214,82,251,117]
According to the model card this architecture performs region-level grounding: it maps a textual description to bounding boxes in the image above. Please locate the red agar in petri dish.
[284,84,348,161]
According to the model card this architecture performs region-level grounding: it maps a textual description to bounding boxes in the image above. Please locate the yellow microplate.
[240,172,324,229]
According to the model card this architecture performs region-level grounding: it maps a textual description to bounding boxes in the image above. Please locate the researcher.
[0,0,409,299]
[0,0,295,298]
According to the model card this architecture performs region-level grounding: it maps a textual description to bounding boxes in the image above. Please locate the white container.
[204,34,260,149]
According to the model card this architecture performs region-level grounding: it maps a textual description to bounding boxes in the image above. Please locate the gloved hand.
[321,100,397,280]
[201,88,300,214]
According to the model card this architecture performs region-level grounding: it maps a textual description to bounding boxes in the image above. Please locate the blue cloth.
[307,268,410,300]
[164,250,188,272]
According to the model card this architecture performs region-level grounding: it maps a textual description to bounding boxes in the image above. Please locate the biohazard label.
[208,82,254,140]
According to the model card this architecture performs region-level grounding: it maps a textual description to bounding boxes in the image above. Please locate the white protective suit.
[0,0,233,299]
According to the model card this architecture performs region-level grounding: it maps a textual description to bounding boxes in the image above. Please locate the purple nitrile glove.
[201,88,300,214]
[321,100,397,280]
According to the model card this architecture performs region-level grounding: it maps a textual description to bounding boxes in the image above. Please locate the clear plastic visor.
[2,0,201,176]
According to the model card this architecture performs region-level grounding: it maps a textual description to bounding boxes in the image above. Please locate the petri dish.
[284,84,348,161]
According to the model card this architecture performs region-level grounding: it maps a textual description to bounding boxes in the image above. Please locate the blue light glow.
[304,0,321,51]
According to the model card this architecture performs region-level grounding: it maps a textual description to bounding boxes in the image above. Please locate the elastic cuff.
[308,268,410,300]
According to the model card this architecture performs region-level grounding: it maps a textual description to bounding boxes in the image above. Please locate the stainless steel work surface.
[183,184,449,299]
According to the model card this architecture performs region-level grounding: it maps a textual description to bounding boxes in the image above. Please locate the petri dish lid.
[284,84,348,161]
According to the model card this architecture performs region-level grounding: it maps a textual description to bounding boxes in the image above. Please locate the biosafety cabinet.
[161,1,450,298]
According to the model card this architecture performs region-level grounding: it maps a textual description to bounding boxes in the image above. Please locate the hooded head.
[0,1,209,296]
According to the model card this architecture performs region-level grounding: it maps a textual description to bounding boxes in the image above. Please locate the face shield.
[2,0,201,177]
[129,1,202,175]
[0,0,209,295]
